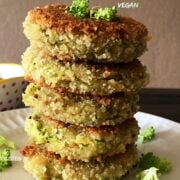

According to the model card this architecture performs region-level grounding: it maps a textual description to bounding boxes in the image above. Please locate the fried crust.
[43,49,146,71]
[30,114,138,139]
[21,144,137,164]
[23,83,139,126]
[27,4,148,39]
[21,145,137,179]
[22,46,149,95]
[25,113,139,161]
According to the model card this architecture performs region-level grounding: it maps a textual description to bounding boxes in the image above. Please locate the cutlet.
[22,46,149,95]
[23,4,148,63]
[25,112,139,161]
[22,144,138,180]
[23,83,139,126]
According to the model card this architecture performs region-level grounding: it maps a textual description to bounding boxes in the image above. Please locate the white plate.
[0,108,180,180]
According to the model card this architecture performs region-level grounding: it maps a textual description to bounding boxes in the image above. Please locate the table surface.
[140,88,180,123]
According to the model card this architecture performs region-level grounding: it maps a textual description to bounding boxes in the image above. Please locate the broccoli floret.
[69,0,119,21]
[139,152,172,173]
[136,167,160,180]
[92,6,118,21]
[139,127,155,143]
[0,148,12,171]
[0,135,16,149]
[69,0,89,18]
[0,135,16,171]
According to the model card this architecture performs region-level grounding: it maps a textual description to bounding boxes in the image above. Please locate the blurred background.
[0,0,179,88]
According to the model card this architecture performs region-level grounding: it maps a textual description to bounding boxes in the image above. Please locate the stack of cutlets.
[21,4,149,179]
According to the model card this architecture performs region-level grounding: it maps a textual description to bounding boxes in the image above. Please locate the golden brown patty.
[21,144,138,180]
[26,4,147,38]
[23,83,139,126]
[22,46,149,95]
[23,4,148,63]
[25,112,139,161]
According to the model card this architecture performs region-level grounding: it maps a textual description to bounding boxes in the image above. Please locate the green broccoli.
[136,167,160,180]
[139,127,155,143]
[69,0,89,18]
[69,0,119,21]
[0,135,16,149]
[0,148,12,171]
[92,6,118,21]
[139,152,172,173]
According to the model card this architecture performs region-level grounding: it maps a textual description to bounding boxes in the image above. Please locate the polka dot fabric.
[0,78,28,111]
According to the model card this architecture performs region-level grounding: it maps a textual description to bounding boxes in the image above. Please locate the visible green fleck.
[0,148,12,171]
[92,6,118,21]
[94,139,104,144]
[136,167,160,180]
[48,135,58,143]
[139,127,155,143]
[80,144,88,147]
[139,152,172,173]
[0,135,16,150]
[29,119,57,144]
[69,0,89,18]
